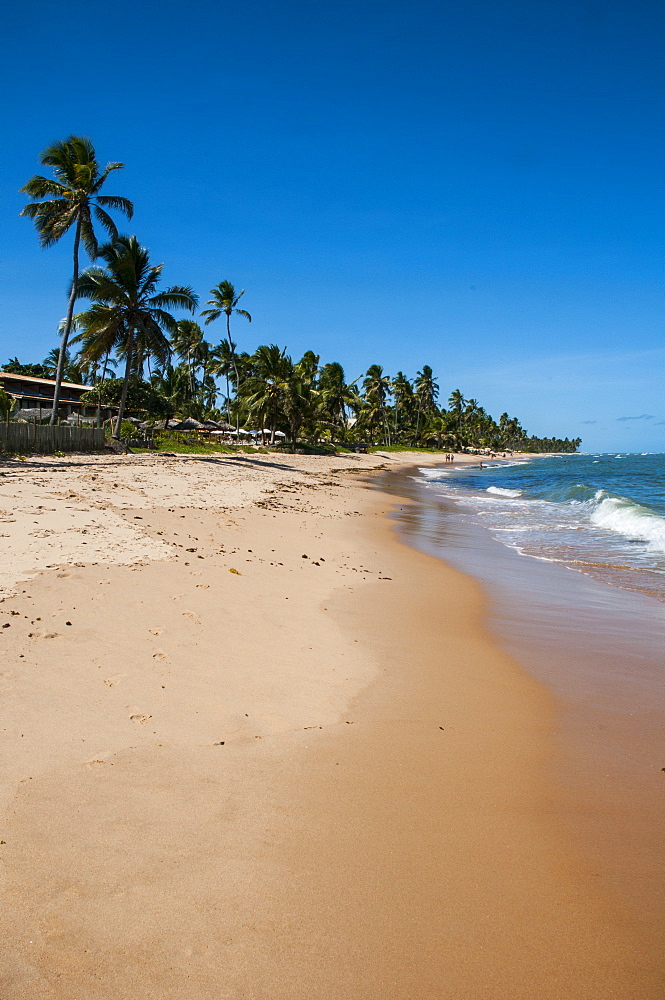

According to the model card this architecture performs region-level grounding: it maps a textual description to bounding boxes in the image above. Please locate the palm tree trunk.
[415,397,422,445]
[96,351,110,428]
[114,337,134,439]
[50,217,81,425]
[226,313,240,435]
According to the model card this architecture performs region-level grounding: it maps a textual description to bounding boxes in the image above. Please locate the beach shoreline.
[1,451,661,997]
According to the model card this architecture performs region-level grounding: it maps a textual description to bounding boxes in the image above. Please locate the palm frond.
[19,176,69,200]
[235,309,252,322]
[150,286,198,312]
[201,307,221,325]
[95,194,134,218]
[92,205,119,241]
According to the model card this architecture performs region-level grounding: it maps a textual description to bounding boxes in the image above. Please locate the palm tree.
[172,320,204,395]
[19,136,133,423]
[73,236,197,437]
[361,364,392,444]
[200,281,251,395]
[391,371,413,439]
[318,362,355,439]
[239,345,294,443]
[150,363,192,427]
[210,339,238,424]
[415,365,439,417]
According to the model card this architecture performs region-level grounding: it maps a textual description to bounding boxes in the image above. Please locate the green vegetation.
[13,135,581,455]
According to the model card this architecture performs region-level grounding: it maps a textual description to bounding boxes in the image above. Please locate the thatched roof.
[13,408,55,423]
[170,417,205,430]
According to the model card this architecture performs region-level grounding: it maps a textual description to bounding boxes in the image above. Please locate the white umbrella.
[274,430,286,438]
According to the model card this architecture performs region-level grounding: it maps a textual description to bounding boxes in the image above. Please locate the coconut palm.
[172,320,204,394]
[448,389,466,417]
[73,236,197,437]
[318,362,355,438]
[19,136,133,423]
[210,339,238,423]
[200,281,251,386]
[415,365,439,412]
[239,344,294,443]
[361,364,393,444]
[391,371,413,438]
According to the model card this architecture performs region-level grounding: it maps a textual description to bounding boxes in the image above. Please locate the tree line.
[12,135,580,453]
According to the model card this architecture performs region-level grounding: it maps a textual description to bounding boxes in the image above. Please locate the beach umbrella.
[274,430,286,438]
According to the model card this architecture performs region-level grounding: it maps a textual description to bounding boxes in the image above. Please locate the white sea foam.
[590,495,665,554]
[486,486,523,498]
[417,467,451,478]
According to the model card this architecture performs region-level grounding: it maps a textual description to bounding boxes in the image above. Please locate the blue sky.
[1,0,663,451]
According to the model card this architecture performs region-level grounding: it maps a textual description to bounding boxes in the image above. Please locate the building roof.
[0,371,90,391]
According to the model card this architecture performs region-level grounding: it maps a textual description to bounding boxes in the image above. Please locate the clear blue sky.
[2,0,663,451]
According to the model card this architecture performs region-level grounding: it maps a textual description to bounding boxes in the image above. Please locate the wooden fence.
[0,422,106,454]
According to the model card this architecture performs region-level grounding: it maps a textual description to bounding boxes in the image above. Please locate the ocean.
[416,452,665,601]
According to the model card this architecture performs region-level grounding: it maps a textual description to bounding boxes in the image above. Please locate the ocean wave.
[486,486,523,497]
[590,495,665,554]
[417,467,450,479]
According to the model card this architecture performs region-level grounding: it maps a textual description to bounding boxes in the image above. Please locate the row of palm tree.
[19,135,580,453]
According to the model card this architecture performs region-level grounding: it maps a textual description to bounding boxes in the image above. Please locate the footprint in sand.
[152,651,169,661]
[129,714,151,724]
[182,611,202,624]
[149,628,163,636]
[103,673,127,687]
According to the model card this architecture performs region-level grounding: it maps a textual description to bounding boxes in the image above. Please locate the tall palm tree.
[172,319,204,395]
[391,371,413,438]
[20,136,133,423]
[200,281,251,388]
[73,236,197,437]
[361,364,392,444]
[414,365,439,442]
[318,362,354,438]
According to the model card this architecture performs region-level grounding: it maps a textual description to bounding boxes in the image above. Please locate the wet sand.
[0,452,662,997]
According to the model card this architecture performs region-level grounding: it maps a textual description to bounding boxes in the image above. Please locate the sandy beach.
[1,450,662,998]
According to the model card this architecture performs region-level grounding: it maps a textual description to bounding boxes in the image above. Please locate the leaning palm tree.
[19,136,133,423]
[73,236,197,437]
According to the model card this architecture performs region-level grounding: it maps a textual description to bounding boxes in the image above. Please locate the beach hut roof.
[171,417,204,430]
